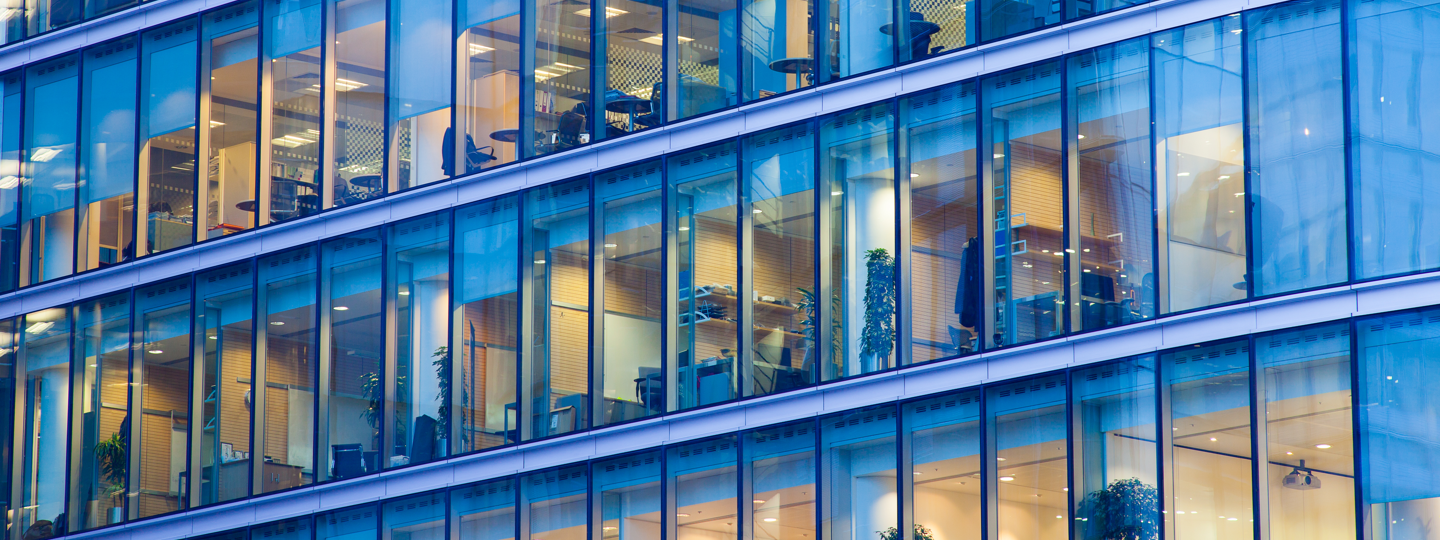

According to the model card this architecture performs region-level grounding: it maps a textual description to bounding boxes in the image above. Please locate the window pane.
[1163,340,1253,540]
[0,2,21,44]
[1,72,20,293]
[257,246,318,494]
[746,123,815,397]
[456,0,520,172]
[525,179,591,439]
[527,0,592,158]
[1067,38,1154,332]
[253,517,316,540]
[596,0,663,138]
[0,319,15,533]
[68,293,131,532]
[27,0,80,34]
[79,37,137,272]
[131,279,193,519]
[594,451,662,540]
[828,0,893,79]
[980,0,1058,43]
[675,0,738,119]
[384,492,445,540]
[138,19,199,256]
[1071,357,1157,540]
[319,504,379,540]
[741,0,814,100]
[669,436,738,540]
[906,390,981,540]
[597,161,663,425]
[821,405,897,540]
[822,104,896,380]
[899,0,972,60]
[1259,323,1353,540]
[1246,0,1345,295]
[903,82,978,363]
[195,263,255,506]
[265,0,323,223]
[331,0,387,207]
[1153,18,1246,312]
[669,142,740,410]
[16,307,70,537]
[984,62,1064,348]
[86,0,132,19]
[453,479,517,540]
[321,230,383,481]
[1067,0,1144,22]
[21,54,79,286]
[202,2,260,240]
[388,0,452,190]
[387,213,451,468]
[455,196,520,452]
[523,467,588,540]
[988,374,1068,540]
[746,421,817,540]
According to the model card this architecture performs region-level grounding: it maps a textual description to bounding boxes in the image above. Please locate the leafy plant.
[94,431,128,503]
[796,286,843,371]
[361,370,407,449]
[432,345,470,447]
[1078,478,1160,540]
[861,248,897,366]
[878,524,934,540]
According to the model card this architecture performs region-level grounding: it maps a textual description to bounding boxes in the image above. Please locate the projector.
[1283,461,1321,491]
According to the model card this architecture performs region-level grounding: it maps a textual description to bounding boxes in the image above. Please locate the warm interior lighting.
[575,6,627,17]
[469,43,496,55]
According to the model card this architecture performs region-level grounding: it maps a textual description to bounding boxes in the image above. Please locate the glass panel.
[984,62,1064,348]
[253,517,316,540]
[905,390,981,540]
[1,72,19,293]
[1358,308,1440,539]
[78,37,137,272]
[821,405,897,540]
[1162,339,1253,540]
[196,530,248,540]
[455,0,520,171]
[384,492,446,540]
[523,467,588,540]
[137,19,199,256]
[453,479,517,540]
[202,2,261,240]
[668,436,738,540]
[321,229,383,481]
[594,451,662,540]
[822,104,896,380]
[1258,323,1353,540]
[454,196,520,452]
[741,0,815,100]
[526,0,592,157]
[1071,357,1158,540]
[387,213,451,468]
[524,179,591,439]
[828,0,893,79]
[265,0,324,223]
[68,293,131,532]
[0,2,21,45]
[669,142,740,410]
[27,0,81,34]
[388,0,452,190]
[1067,38,1154,332]
[902,82,979,364]
[319,505,379,540]
[0,320,15,535]
[130,278,193,519]
[256,246,318,494]
[987,374,1068,540]
[980,0,1058,43]
[1153,17,1246,312]
[86,0,132,18]
[596,0,663,138]
[897,0,971,61]
[16,307,71,539]
[20,54,79,287]
[195,263,256,506]
[675,0,738,119]
[745,123,816,397]
[332,0,387,207]
[745,420,817,540]
[1067,0,1143,22]
[597,161,663,425]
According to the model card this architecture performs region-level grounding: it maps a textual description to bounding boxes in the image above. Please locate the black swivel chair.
[332,444,365,479]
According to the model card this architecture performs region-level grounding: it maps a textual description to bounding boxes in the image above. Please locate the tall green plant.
[878,524,934,540]
[1078,478,1160,540]
[432,345,470,447]
[94,431,127,502]
[796,286,843,371]
[861,248,897,365]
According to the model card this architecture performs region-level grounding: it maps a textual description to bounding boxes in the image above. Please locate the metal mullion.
[893,99,910,369]
[1147,29,1160,326]
[980,382,995,540]
[69,51,85,277]
[664,0,679,123]
[1248,333,1269,540]
[978,77,995,352]
[1064,359,1076,540]
[7,315,25,540]
[1240,13,1256,302]
[739,137,754,398]
[811,417,823,540]
[1340,0,1358,289]
[316,241,335,483]
[381,0,394,194]
[519,191,534,443]
[446,209,459,455]
[320,0,338,211]
[250,253,265,496]
[519,0,536,159]
[814,120,830,385]
[590,0,605,142]
[179,270,198,513]
[898,394,914,540]
[188,262,206,509]
[1062,56,1080,337]
[58,304,77,534]
[515,475,527,540]
[1156,351,1173,540]
[589,176,602,430]
[196,19,217,252]
[664,160,679,412]
[256,0,274,229]
[126,287,142,523]
[450,0,464,177]
[383,225,398,469]
[1347,316,1366,540]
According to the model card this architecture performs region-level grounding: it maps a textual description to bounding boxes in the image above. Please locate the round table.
[768,57,817,86]
[605,96,653,132]
[348,174,382,191]
[491,129,523,161]
[879,19,942,36]
[236,199,257,213]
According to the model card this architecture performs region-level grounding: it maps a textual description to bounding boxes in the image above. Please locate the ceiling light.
[1210,437,1218,442]
[753,209,763,214]
[999,476,1014,482]
[679,226,690,231]
[270,321,285,326]
[210,120,227,127]
[1315,444,1332,449]
[208,336,218,340]
[1078,134,1086,139]
[677,513,690,517]
[469,43,496,55]
[534,260,547,264]
[913,471,923,475]
[399,290,410,296]
[753,500,766,504]
[335,78,369,91]
[575,6,627,17]
[997,457,1006,461]
[763,518,778,523]
[604,243,618,248]
[910,173,919,178]
[24,321,54,334]
[333,306,349,311]
[831,191,843,196]
[1176,172,1190,177]
[603,527,616,531]
[993,153,1005,158]
[148,348,164,354]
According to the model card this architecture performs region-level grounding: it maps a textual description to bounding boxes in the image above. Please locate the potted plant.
[796,286,843,376]
[432,345,470,451]
[878,524,934,540]
[861,248,897,371]
[1078,478,1160,540]
[94,430,127,524]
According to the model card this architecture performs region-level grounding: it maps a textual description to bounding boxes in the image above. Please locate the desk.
[216,459,304,500]
[769,57,817,86]
[605,95,653,133]
[490,129,522,161]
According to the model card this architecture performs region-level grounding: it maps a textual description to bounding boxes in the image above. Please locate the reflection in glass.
[130,279,193,520]
[675,0,738,119]
[903,82,979,363]
[454,479,517,540]
[526,0,592,158]
[264,0,323,223]
[78,37,137,272]
[523,467,588,540]
[980,0,1058,43]
[332,0,387,207]
[896,0,971,61]
[195,263,256,506]
[1163,340,1253,540]
[597,162,663,425]
[596,0,663,138]
[388,213,451,468]
[454,196,520,451]
[385,492,446,540]
[1358,308,1440,539]
[20,55,79,287]
[1067,38,1154,332]
[987,374,1068,540]
[1067,0,1144,22]
[1,72,20,292]
[27,0,81,36]
[252,517,315,540]
[741,0,814,100]
[822,104,896,379]
[821,406,897,540]
[746,123,816,397]
[1,2,22,45]
[16,307,71,538]
[456,0,520,172]
[256,246,318,494]
[828,0,894,79]
[201,3,260,240]
[68,293,131,532]
[668,437,738,540]
[594,451,662,540]
[746,420,817,540]
[1153,18,1246,312]
[906,390,981,540]
[984,62,1065,348]
[320,230,383,481]
[1071,357,1157,540]
[670,142,740,410]
[524,179,591,439]
[318,504,378,540]
[137,19,199,256]
[388,0,452,190]
[0,320,15,534]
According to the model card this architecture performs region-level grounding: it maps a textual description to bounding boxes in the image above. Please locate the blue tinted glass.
[821,405,897,540]
[1163,340,1253,540]
[0,72,20,292]
[1358,308,1440,530]
[388,0,452,189]
[16,307,71,537]
[317,505,378,540]
[454,196,520,452]
[79,37,138,272]
[982,0,1060,42]
[593,451,661,540]
[138,20,199,256]
[22,55,80,286]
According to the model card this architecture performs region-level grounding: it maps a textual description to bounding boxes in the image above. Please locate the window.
[1162,339,1253,540]
[387,213,452,467]
[331,0,387,206]
[1,1,21,44]
[455,0,520,172]
[896,0,972,61]
[524,179,591,439]
[526,0,592,158]
[902,82,979,363]
[200,2,260,240]
[264,0,324,224]
[594,451,662,540]
[741,0,815,100]
[131,278,193,520]
[15,307,70,539]
[253,517,315,540]
[137,19,200,256]
[821,405,898,540]
[20,54,79,287]
[669,142,740,410]
[388,0,452,191]
[27,0,82,35]
[522,467,588,540]
[1071,357,1158,540]
[78,37,137,272]
[905,390,981,540]
[981,0,1058,43]
[318,505,378,540]
[195,262,256,506]
[668,436,738,540]
[453,479,517,540]
[68,293,131,532]
[674,0,738,119]
[256,246,318,494]
[0,319,14,533]
[596,161,663,426]
[384,492,446,540]
[595,0,664,138]
[320,230,383,481]
[0,71,20,293]
[745,420,817,540]
[454,196,521,452]
[827,0,894,79]
[986,374,1068,540]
